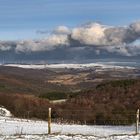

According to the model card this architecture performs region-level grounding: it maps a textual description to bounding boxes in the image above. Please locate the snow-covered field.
[0,117,136,136]
[0,115,139,140]
[2,63,134,70]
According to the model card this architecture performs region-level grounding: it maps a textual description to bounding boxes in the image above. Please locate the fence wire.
[13,109,139,126]
[0,108,139,136]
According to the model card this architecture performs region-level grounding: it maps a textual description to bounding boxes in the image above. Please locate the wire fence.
[11,108,139,125]
[52,110,137,125]
[12,110,137,125]
[0,108,139,136]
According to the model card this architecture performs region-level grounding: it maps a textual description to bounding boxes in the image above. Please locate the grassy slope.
[0,66,71,95]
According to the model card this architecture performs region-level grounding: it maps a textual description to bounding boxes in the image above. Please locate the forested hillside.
[0,79,140,124]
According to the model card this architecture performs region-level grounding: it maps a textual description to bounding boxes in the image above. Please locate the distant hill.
[0,65,139,96]
[0,66,71,95]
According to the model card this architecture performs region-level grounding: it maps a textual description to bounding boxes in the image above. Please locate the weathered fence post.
[136,109,139,135]
[48,108,52,134]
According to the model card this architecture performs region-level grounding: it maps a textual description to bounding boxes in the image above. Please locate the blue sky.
[0,0,140,40]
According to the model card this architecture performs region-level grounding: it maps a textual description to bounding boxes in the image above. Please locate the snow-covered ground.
[2,63,134,70]
[0,116,139,140]
[0,134,140,140]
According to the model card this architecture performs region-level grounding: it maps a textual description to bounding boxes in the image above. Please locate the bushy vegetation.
[0,93,52,119]
[39,91,81,100]
[39,92,68,100]
[96,79,137,89]
[54,79,140,124]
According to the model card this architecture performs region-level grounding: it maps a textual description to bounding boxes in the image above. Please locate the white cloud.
[0,41,13,51]
[53,26,71,35]
[0,45,11,51]
[71,23,107,45]
[130,21,140,35]
[15,35,69,53]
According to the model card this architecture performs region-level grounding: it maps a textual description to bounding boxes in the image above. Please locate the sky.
[0,0,140,40]
[0,0,140,63]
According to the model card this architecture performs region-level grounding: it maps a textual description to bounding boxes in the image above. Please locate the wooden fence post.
[136,109,139,135]
[48,108,51,134]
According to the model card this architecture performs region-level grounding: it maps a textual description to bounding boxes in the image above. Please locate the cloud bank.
[1,21,140,57]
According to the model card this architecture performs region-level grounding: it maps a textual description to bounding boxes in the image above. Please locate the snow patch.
[0,106,12,117]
